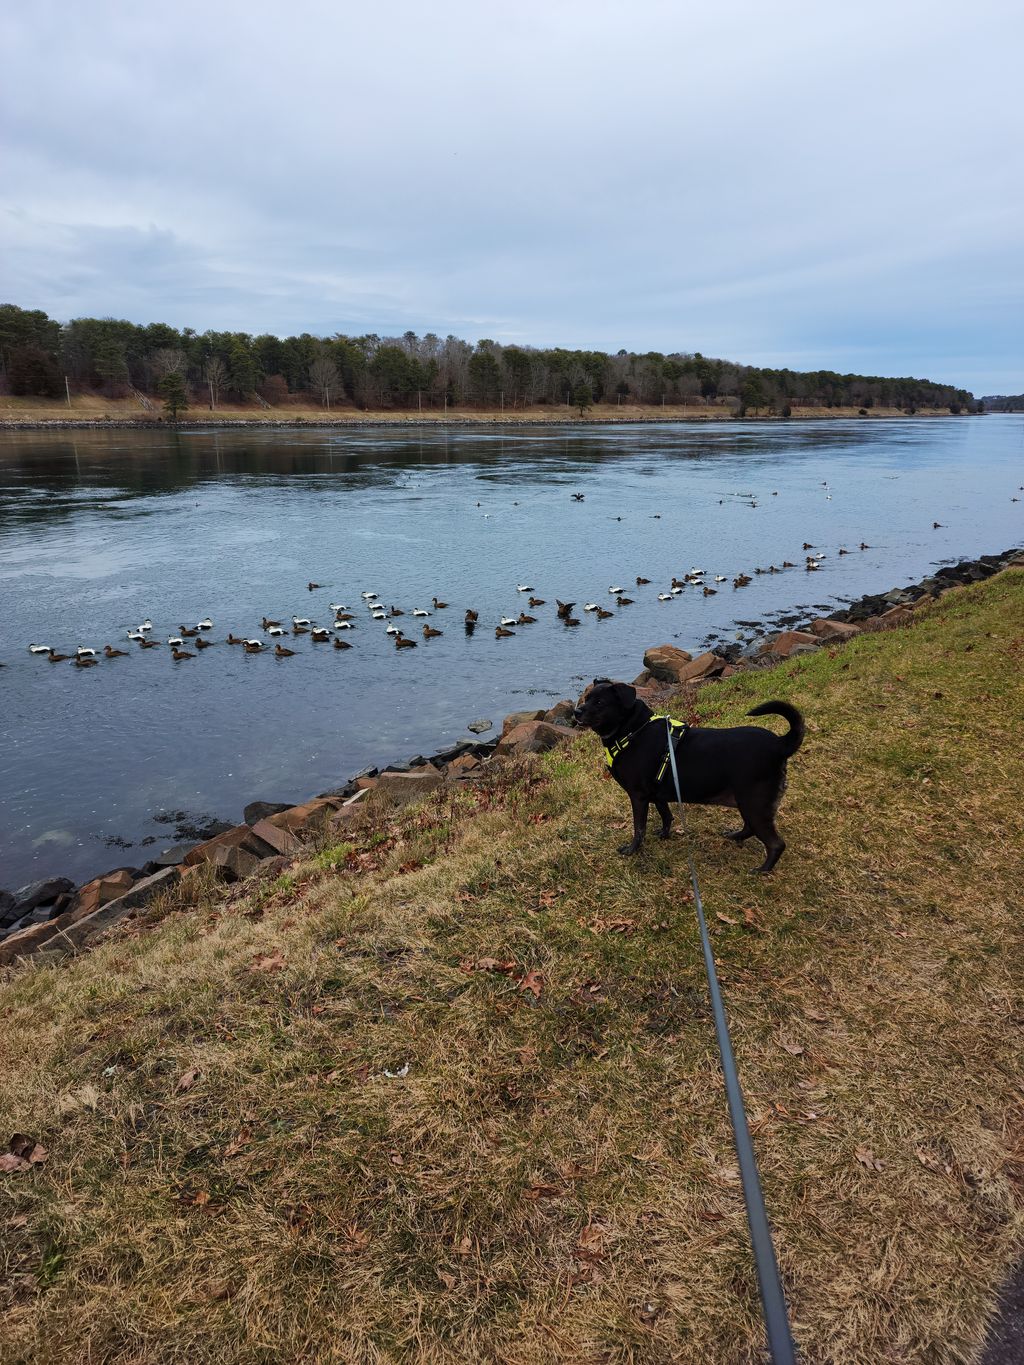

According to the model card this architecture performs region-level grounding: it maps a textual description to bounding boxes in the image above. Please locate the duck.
[636,576,650,585]
[932,521,943,529]
[244,639,265,652]
[859,542,870,550]
[127,630,145,642]
[196,619,213,631]
[274,644,296,657]
[167,637,184,647]
[333,620,353,630]
[802,542,814,550]
[385,623,400,635]
[495,626,515,638]
[838,547,849,555]
[361,591,378,600]
[267,625,285,636]
[180,626,200,638]
[328,604,348,614]
[500,616,517,627]
[733,575,752,588]
[583,603,598,612]
[77,646,96,657]
[334,611,355,621]
[690,567,705,575]
[171,647,195,660]
[465,609,479,623]
[28,644,52,654]
[517,613,537,625]
[395,635,417,649]
[596,607,613,619]
[195,637,214,650]
[768,565,779,574]
[371,610,387,621]
[571,493,585,501]
[311,628,331,641]
[616,596,634,606]
[139,638,162,649]
[671,577,685,589]
[388,606,404,617]
[73,654,98,668]
[431,597,448,610]
[657,593,672,601]
[702,586,717,596]
[805,561,820,571]
[563,616,580,627]
[292,623,311,634]
[782,561,795,568]
[516,584,533,593]
[139,620,153,632]
[47,650,71,662]
[608,585,623,594]
[292,616,311,627]
[103,644,128,658]
[423,625,443,639]
[412,608,430,617]
[262,617,281,629]
[333,638,352,650]
[227,633,245,645]
[714,575,727,582]
[556,600,575,619]
[671,586,683,595]
[308,581,321,591]
[528,597,545,607]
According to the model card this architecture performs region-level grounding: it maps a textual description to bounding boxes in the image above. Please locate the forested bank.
[1,302,976,417]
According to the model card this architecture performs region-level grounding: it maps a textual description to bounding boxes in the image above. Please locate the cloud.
[1,0,1021,393]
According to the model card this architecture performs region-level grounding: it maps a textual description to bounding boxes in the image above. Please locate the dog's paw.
[617,842,640,856]
[656,827,672,840]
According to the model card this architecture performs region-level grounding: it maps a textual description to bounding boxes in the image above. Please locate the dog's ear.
[611,681,636,710]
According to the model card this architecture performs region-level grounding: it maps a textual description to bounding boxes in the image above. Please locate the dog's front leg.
[618,794,649,855]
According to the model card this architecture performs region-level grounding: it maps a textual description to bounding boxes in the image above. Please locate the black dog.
[573,680,804,873]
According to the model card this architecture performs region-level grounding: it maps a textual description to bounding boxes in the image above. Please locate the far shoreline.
[0,400,977,433]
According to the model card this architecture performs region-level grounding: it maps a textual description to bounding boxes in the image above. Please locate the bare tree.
[151,347,187,381]
[309,351,341,409]
[203,355,228,409]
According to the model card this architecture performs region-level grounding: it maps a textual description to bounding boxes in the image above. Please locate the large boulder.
[495,720,571,757]
[501,709,547,735]
[0,919,64,966]
[673,650,728,683]
[642,645,693,683]
[12,877,75,915]
[182,824,277,868]
[543,700,577,727]
[759,630,820,658]
[67,870,135,924]
[808,618,860,641]
[373,768,444,806]
[243,800,292,825]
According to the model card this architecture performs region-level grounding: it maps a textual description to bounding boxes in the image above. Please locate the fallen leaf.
[537,888,565,908]
[0,1153,30,1174]
[716,912,738,926]
[587,916,637,935]
[741,907,760,929]
[223,1131,250,1159]
[518,969,544,999]
[779,1040,805,1057]
[525,1183,561,1200]
[914,1146,950,1175]
[453,1234,473,1255]
[193,1190,211,1207]
[8,1213,29,1228]
[574,1222,607,1262]
[856,1144,885,1172]
[437,1269,457,1289]
[340,1222,371,1253]
[388,1151,404,1166]
[176,1068,200,1093]
[252,950,286,972]
[804,1008,829,1023]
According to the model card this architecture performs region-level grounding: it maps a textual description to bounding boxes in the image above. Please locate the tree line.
[0,302,977,417]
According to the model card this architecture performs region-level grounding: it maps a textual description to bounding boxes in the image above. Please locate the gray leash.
[665,718,798,1364]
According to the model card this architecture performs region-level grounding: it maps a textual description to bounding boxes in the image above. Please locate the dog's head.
[573,678,638,733]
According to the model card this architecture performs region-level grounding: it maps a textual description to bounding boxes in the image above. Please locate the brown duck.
[262,617,281,630]
[395,635,417,649]
[311,628,330,641]
[595,607,613,619]
[616,596,634,606]
[432,597,448,609]
[103,645,128,657]
[227,633,245,645]
[556,600,575,619]
[179,626,200,638]
[139,638,162,648]
[517,613,536,625]
[390,606,405,617]
[465,609,479,623]
[172,647,195,660]
[495,626,515,638]
[73,655,98,667]
[48,650,71,662]
[528,597,545,607]
[423,624,443,639]
[333,638,352,650]
[195,637,214,649]
[636,576,650,585]
[274,644,296,657]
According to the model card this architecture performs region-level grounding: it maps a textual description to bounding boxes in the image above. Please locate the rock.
[250,817,301,855]
[643,645,694,683]
[632,670,653,687]
[211,843,264,882]
[153,843,194,868]
[501,709,546,735]
[0,919,64,966]
[672,650,729,682]
[243,801,291,825]
[0,890,15,918]
[808,618,860,640]
[67,870,135,924]
[759,630,820,659]
[911,594,936,610]
[46,867,182,958]
[12,877,75,915]
[496,720,571,757]
[448,752,482,776]
[374,768,445,806]
[467,719,492,734]
[542,700,576,726]
[182,824,277,868]
[876,604,913,624]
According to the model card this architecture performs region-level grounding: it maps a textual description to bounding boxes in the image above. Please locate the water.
[1,416,1021,890]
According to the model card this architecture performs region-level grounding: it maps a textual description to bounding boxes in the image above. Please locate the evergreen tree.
[158,371,188,420]
[573,380,593,416]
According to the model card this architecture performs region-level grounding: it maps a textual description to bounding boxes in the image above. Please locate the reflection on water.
[1,417,1020,889]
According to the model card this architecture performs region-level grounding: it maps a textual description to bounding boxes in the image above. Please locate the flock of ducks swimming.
[24,536,879,666]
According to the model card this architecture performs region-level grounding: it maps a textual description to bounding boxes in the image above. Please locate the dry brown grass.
[1,572,1022,1363]
[0,395,958,427]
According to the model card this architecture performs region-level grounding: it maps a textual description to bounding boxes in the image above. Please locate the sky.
[1,0,1021,395]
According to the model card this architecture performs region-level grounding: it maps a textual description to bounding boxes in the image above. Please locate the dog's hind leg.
[733,783,786,873]
[654,797,673,840]
[722,820,753,843]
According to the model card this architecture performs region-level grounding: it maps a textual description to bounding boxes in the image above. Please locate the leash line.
[665,720,798,1365]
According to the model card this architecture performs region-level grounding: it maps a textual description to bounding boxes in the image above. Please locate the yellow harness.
[604,713,688,780]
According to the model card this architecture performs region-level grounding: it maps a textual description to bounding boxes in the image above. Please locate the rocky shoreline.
[2,544,1020,966]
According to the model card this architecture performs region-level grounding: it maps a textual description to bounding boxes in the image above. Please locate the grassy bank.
[2,571,1022,1363]
[0,394,963,428]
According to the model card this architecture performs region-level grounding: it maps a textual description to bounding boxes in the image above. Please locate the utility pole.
[418,389,422,414]
[65,375,72,407]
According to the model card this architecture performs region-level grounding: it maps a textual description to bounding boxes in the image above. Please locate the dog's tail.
[747,700,805,757]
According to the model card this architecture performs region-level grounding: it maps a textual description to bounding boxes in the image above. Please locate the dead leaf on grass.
[437,1269,457,1289]
[779,1040,805,1057]
[176,1068,201,1093]
[223,1130,250,1159]
[716,912,738,926]
[1,1135,48,1173]
[741,907,761,930]
[804,1007,829,1023]
[537,887,564,908]
[252,950,287,972]
[518,969,544,999]
[587,915,637,935]
[574,1222,608,1262]
[525,1183,561,1200]
[453,1234,473,1255]
[856,1144,885,1172]
[340,1222,371,1253]
[460,956,517,975]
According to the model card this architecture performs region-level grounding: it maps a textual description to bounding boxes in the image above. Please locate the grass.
[0,394,959,426]
[1,571,1022,1363]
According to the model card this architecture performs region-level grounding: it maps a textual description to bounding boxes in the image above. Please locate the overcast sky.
[2,0,1021,394]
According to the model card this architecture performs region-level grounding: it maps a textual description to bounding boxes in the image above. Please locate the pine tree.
[158,371,189,420]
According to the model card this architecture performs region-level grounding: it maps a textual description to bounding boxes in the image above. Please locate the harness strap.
[604,712,688,771]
